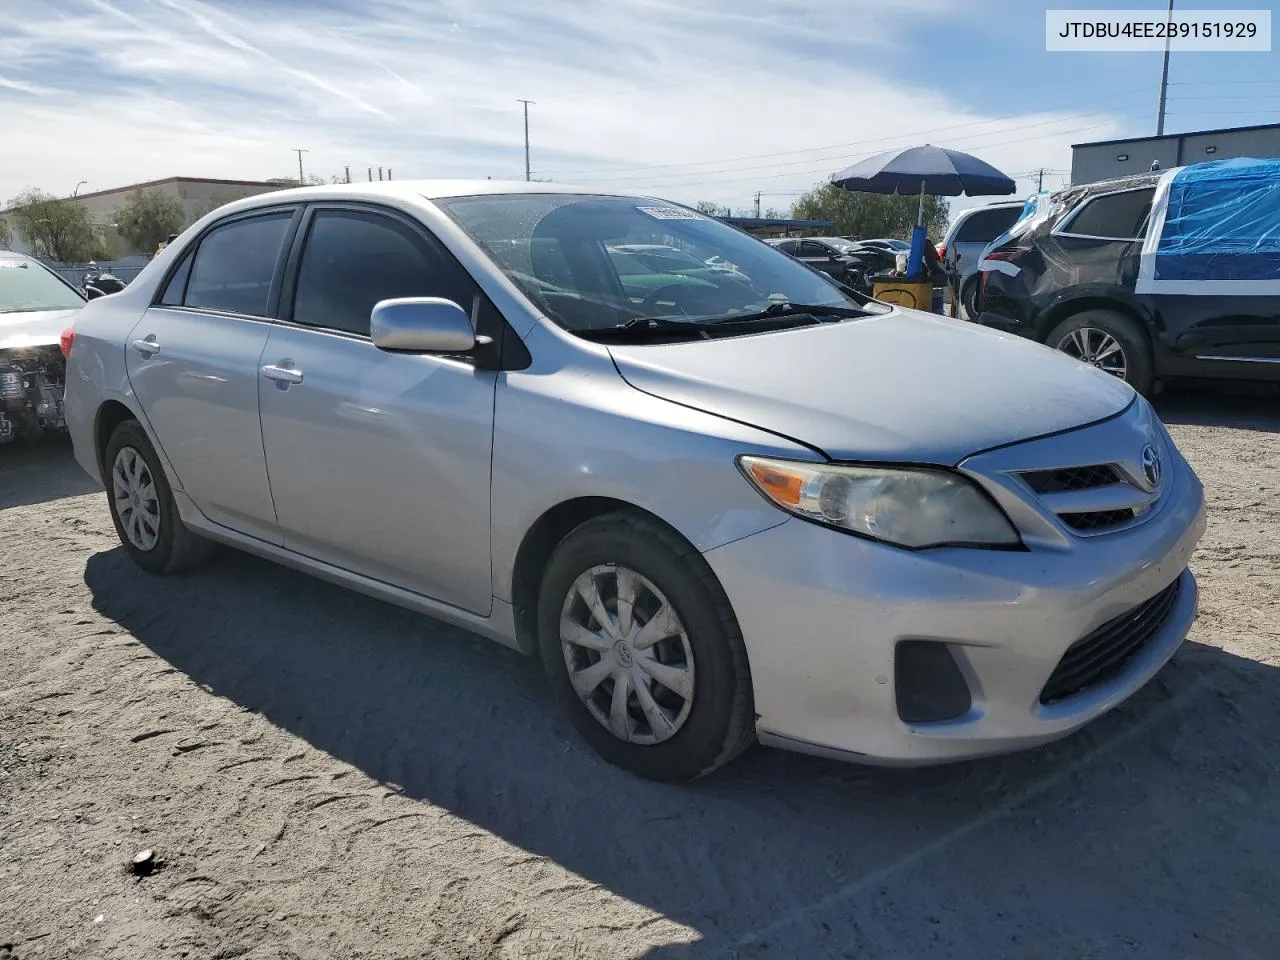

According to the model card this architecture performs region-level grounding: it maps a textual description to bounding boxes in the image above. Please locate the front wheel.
[1046,309,1155,397]
[536,512,755,782]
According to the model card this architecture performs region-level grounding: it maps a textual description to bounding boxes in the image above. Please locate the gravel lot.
[2,385,1278,960]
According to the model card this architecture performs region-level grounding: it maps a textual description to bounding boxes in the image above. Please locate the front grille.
[1039,578,1182,704]
[1060,508,1135,532]
[1020,464,1121,494]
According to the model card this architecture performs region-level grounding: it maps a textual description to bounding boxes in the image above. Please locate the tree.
[6,189,102,262]
[790,183,950,240]
[695,201,731,217]
[0,216,11,250]
[116,188,186,255]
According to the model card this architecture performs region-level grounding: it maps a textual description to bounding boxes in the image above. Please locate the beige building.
[2,176,296,258]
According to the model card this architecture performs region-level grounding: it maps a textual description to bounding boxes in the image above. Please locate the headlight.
[737,456,1020,549]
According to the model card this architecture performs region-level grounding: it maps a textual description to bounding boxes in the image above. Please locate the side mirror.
[370,297,477,353]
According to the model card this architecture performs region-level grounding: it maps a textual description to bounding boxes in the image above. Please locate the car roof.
[215,179,640,210]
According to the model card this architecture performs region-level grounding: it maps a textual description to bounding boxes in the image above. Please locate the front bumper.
[703,437,1206,766]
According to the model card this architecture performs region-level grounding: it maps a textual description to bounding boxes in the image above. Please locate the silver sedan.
[63,182,1205,781]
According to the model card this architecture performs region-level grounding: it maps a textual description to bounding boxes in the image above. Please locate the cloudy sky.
[1,0,1277,217]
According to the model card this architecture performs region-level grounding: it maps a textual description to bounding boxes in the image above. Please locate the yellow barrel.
[871,277,935,311]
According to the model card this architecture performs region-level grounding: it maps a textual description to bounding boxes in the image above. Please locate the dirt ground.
[2,384,1278,960]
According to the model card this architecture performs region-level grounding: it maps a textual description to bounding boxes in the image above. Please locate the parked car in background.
[65,181,1204,782]
[977,158,1280,396]
[940,200,1023,318]
[0,251,83,444]
[767,236,889,290]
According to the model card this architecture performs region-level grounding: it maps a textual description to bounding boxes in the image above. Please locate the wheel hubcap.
[1057,327,1128,380]
[111,446,161,552]
[559,564,694,745]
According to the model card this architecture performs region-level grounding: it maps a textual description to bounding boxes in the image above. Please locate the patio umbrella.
[829,144,1017,228]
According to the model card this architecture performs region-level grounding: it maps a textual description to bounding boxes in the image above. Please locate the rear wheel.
[960,276,981,320]
[104,419,212,574]
[537,511,755,782]
[1046,309,1155,396]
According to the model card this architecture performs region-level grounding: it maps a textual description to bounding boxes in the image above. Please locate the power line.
[571,112,1148,190]
[541,86,1158,179]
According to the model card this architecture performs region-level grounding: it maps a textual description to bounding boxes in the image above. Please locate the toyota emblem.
[1141,444,1162,489]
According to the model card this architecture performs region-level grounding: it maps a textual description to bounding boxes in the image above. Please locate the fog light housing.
[895,640,972,724]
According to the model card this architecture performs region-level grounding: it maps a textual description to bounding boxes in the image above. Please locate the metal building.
[1071,121,1280,185]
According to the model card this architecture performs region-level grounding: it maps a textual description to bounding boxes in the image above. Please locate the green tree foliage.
[6,189,103,262]
[790,183,950,240]
[116,188,187,254]
[695,201,731,216]
[0,216,11,250]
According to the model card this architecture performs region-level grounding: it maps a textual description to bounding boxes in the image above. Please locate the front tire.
[960,276,981,320]
[1046,309,1155,396]
[536,511,755,782]
[104,419,212,574]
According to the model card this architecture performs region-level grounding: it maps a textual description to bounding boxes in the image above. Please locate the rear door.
[796,240,839,276]
[257,204,497,614]
[125,207,299,543]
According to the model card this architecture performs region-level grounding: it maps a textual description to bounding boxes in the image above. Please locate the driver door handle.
[261,363,304,384]
[132,337,160,357]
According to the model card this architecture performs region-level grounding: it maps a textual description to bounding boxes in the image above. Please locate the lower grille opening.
[1060,508,1135,532]
[1039,578,1182,705]
[895,641,972,723]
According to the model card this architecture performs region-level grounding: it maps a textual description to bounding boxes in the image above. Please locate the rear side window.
[291,209,476,337]
[797,241,829,258]
[955,207,1021,244]
[1061,189,1155,240]
[773,240,798,255]
[184,212,293,316]
[157,250,193,306]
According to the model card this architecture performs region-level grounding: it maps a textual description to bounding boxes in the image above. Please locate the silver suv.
[64,182,1205,782]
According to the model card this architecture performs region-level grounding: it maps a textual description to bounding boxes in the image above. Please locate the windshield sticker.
[636,205,705,221]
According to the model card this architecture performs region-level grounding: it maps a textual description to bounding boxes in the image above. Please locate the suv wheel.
[1046,309,1154,396]
[536,511,755,782]
[960,276,981,320]
[104,419,213,574]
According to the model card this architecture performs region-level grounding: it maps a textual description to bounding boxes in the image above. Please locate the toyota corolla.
[63,182,1205,782]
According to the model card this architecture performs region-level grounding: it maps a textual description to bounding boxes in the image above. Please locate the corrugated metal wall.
[1071,126,1280,184]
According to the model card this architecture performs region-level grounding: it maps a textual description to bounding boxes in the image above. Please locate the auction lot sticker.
[1047,9,1271,51]
[637,206,705,220]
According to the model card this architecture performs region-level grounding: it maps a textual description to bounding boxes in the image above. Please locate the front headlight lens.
[738,456,1020,549]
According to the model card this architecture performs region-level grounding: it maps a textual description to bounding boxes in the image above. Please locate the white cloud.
[0,0,1130,217]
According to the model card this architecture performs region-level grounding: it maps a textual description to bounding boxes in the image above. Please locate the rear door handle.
[132,337,160,357]
[260,363,304,384]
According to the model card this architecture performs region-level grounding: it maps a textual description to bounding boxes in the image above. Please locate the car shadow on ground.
[1155,381,1280,434]
[0,435,100,509]
[83,547,1280,959]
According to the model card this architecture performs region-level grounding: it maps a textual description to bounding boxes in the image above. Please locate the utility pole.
[1037,168,1045,192]
[754,192,762,218]
[518,99,535,181]
[344,165,351,184]
[1156,0,1174,136]
[293,148,309,185]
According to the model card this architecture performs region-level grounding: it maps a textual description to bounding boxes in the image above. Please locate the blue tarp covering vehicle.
[1138,156,1280,295]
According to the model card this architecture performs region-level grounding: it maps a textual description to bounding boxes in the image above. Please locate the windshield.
[0,257,85,313]
[436,193,875,334]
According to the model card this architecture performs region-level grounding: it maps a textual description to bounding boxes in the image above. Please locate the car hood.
[607,308,1135,465]
[0,308,80,351]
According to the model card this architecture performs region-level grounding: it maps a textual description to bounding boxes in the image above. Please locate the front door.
[258,205,497,615]
[125,208,300,543]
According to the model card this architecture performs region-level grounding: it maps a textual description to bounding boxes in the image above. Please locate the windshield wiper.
[707,301,868,325]
[573,302,868,342]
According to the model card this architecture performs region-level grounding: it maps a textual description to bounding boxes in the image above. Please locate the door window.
[797,241,830,258]
[773,240,798,255]
[291,209,475,336]
[183,212,294,316]
[1060,189,1155,241]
